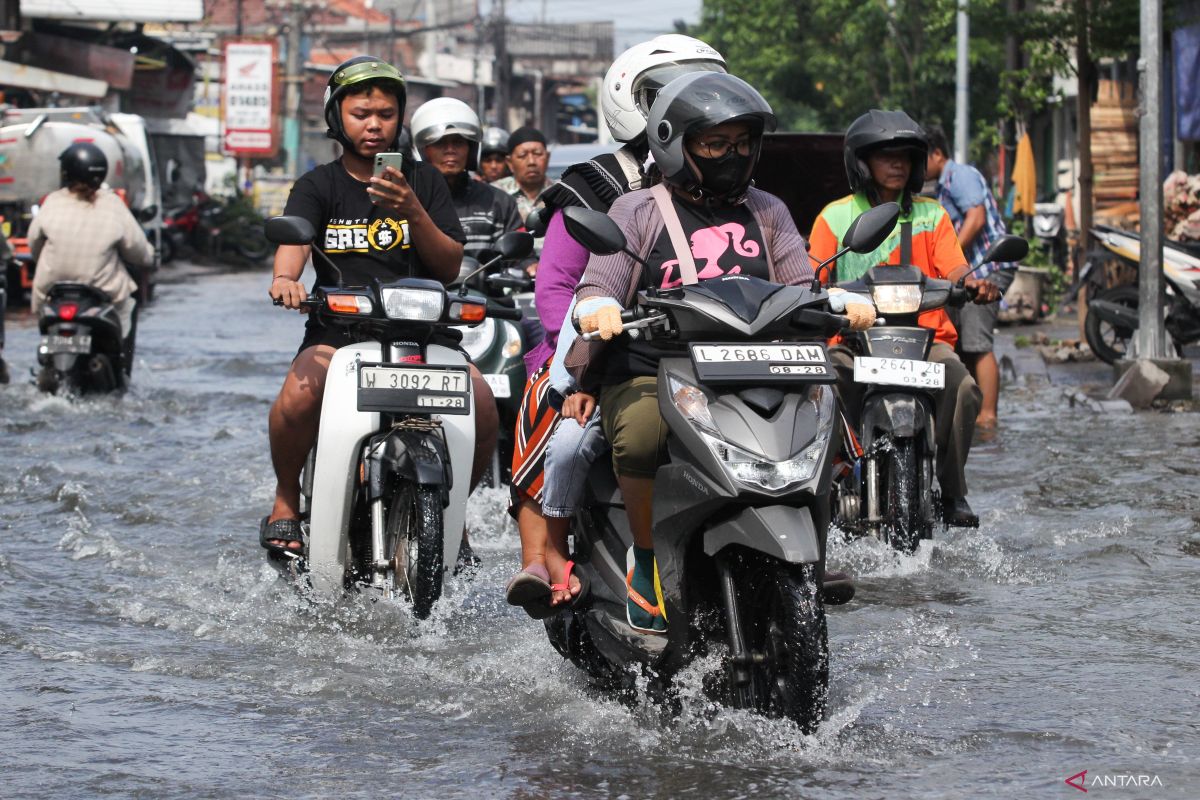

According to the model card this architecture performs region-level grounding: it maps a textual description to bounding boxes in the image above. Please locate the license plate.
[40,334,92,354]
[689,342,833,385]
[357,363,471,414]
[854,356,946,389]
[483,373,511,399]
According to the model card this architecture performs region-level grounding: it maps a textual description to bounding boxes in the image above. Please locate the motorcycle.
[264,215,529,617]
[36,282,136,394]
[540,202,899,732]
[1082,225,1200,364]
[1032,202,1067,273]
[162,190,270,264]
[830,234,1028,552]
[450,251,534,487]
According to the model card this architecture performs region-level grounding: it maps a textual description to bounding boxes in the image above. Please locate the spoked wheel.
[738,554,828,733]
[1085,285,1139,364]
[882,438,930,554]
[386,482,444,619]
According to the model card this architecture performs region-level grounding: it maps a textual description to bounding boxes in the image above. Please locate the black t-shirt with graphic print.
[606,195,771,382]
[283,158,466,289]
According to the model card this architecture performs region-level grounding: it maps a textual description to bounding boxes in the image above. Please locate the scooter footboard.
[702,505,822,564]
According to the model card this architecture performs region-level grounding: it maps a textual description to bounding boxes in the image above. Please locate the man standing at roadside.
[925,125,1017,431]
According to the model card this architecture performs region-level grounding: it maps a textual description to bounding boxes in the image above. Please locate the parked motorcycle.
[540,202,898,732]
[264,215,529,617]
[1082,225,1200,364]
[162,190,270,264]
[36,282,136,394]
[830,235,1028,552]
[451,252,533,486]
[1032,202,1068,273]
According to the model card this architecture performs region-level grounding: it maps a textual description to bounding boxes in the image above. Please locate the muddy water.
[0,268,1196,798]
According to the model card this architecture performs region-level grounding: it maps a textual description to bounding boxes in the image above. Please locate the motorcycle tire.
[386,482,444,619]
[159,236,175,265]
[232,223,271,262]
[883,438,927,554]
[1085,285,1139,365]
[738,554,828,733]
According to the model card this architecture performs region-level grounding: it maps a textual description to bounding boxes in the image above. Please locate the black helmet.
[60,142,108,189]
[647,72,776,202]
[480,126,509,158]
[843,109,928,201]
[323,55,407,151]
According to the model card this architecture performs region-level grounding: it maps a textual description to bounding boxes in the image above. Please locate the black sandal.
[259,516,304,558]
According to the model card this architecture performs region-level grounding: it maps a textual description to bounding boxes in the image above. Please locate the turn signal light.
[58,303,79,321]
[450,301,486,323]
[327,294,372,314]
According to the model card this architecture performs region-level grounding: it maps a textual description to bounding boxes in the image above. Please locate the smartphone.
[373,152,405,180]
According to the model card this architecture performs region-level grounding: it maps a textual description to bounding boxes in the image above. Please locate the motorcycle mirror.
[982,234,1028,265]
[523,207,549,238]
[843,202,901,254]
[562,206,627,256]
[136,205,158,223]
[496,230,534,260]
[265,215,317,246]
[811,202,901,291]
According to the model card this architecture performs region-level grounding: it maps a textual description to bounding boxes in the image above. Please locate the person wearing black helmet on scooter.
[28,142,154,346]
[573,73,875,633]
[263,56,495,566]
[478,126,510,184]
[808,109,999,528]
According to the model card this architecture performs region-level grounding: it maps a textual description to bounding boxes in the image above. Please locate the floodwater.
[1,267,1197,798]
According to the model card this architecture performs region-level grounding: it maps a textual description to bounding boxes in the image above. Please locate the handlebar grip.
[949,286,971,307]
[793,307,851,335]
[488,304,523,321]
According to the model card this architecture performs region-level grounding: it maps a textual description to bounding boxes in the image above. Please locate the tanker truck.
[0,107,162,307]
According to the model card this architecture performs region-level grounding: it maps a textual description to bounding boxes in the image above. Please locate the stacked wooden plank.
[1092,78,1140,228]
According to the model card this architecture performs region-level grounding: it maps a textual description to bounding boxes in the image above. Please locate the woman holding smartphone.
[262,56,494,570]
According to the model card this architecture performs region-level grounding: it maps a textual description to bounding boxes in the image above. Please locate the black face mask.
[692,150,752,196]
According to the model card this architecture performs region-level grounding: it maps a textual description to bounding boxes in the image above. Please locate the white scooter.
[264,215,530,617]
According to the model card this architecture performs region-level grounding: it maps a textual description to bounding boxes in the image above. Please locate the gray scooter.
[542,203,899,732]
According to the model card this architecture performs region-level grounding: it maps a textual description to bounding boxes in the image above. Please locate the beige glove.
[579,304,624,340]
[827,287,877,331]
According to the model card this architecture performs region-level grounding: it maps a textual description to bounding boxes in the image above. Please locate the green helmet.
[323,56,407,150]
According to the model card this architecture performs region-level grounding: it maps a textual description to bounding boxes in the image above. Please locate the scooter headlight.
[870,284,922,314]
[501,319,524,358]
[456,317,496,361]
[708,438,826,492]
[380,287,445,321]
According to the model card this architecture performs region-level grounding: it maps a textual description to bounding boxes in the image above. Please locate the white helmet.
[411,97,482,170]
[600,34,727,143]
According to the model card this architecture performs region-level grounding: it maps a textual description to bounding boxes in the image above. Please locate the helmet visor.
[415,121,481,149]
[632,61,725,118]
[332,60,406,90]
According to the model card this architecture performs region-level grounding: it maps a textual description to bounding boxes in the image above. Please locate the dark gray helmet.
[647,72,776,199]
[844,109,928,198]
[480,126,510,157]
[59,142,107,189]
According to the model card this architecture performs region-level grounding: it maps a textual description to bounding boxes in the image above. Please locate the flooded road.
[1,267,1197,798]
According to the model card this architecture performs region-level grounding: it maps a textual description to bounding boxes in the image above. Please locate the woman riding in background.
[572,73,875,633]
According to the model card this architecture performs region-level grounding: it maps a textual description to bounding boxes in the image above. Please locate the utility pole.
[954,0,969,163]
[494,0,509,129]
[284,1,303,178]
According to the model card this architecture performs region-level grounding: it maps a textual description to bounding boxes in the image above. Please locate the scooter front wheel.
[1085,285,1139,364]
[738,555,829,733]
[386,482,444,619]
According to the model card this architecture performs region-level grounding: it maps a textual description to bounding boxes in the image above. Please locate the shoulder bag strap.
[650,183,698,285]
[900,219,913,266]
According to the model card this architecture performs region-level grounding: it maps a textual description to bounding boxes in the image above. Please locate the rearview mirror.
[982,234,1028,264]
[562,206,627,256]
[843,202,900,254]
[266,215,316,246]
[523,207,549,238]
[496,230,534,261]
[136,205,158,223]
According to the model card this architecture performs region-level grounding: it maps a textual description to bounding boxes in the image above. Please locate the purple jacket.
[524,209,588,374]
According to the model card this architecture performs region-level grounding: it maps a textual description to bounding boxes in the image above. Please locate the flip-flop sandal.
[505,564,556,620]
[260,516,304,558]
[625,549,666,635]
[549,560,590,609]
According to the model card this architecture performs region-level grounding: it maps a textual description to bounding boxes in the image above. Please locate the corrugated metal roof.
[22,0,203,23]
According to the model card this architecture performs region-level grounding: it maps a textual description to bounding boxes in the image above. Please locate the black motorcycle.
[831,235,1028,552]
[541,202,898,732]
[36,282,135,394]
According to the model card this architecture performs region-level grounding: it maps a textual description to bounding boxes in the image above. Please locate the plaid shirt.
[935,160,1016,283]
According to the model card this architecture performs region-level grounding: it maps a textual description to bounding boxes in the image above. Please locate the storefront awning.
[21,0,203,23]
[0,60,107,98]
